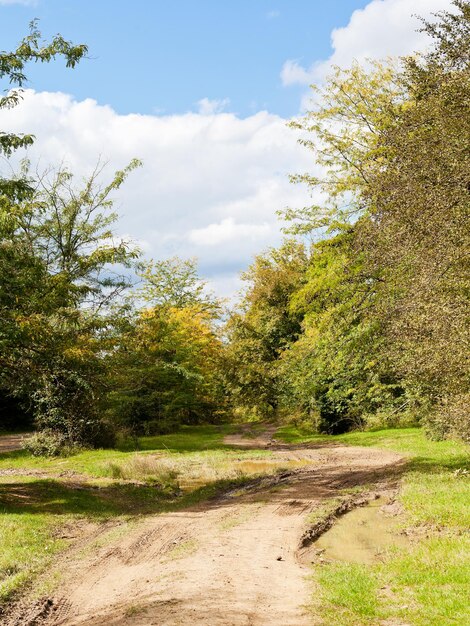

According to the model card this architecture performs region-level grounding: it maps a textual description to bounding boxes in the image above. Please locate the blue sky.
[0,0,453,297]
[2,0,369,117]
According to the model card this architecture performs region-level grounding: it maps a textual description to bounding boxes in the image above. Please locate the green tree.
[279,0,469,438]
[224,240,307,418]
[107,256,226,434]
[138,256,220,312]
[0,23,88,436]
[0,162,141,443]
[357,0,470,439]
[279,233,403,433]
[0,21,87,200]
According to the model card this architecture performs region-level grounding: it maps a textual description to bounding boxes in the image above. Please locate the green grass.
[277,425,470,625]
[137,424,236,452]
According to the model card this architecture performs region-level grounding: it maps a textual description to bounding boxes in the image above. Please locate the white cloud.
[267,9,281,20]
[0,90,313,295]
[197,97,230,115]
[189,218,271,246]
[280,60,315,87]
[282,0,454,88]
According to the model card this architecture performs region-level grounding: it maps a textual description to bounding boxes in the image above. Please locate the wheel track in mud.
[6,429,404,626]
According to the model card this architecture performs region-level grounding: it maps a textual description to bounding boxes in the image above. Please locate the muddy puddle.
[312,498,408,564]
[233,458,309,474]
[179,458,309,492]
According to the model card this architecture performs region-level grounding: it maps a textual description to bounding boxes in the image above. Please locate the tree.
[224,241,307,418]
[356,0,470,439]
[107,256,226,434]
[108,305,226,434]
[0,21,87,200]
[281,60,405,235]
[0,162,141,443]
[138,256,220,312]
[279,232,403,433]
[279,0,469,438]
[0,23,88,436]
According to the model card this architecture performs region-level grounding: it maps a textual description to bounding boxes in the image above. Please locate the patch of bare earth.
[7,429,404,626]
[0,433,32,453]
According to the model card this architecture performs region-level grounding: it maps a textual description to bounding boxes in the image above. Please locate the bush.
[424,394,470,443]
[364,407,420,431]
[23,429,81,457]
[82,419,117,449]
[115,427,141,451]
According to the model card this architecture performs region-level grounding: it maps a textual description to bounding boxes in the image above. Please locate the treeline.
[0,25,227,452]
[0,4,468,452]
[226,1,469,441]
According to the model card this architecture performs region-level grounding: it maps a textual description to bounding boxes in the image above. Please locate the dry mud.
[8,428,404,626]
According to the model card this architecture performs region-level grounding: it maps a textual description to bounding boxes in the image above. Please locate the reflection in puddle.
[314,498,408,564]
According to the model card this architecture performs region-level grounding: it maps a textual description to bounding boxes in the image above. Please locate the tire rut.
[7,438,404,626]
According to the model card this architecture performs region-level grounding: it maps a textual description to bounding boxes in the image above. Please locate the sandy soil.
[10,428,404,626]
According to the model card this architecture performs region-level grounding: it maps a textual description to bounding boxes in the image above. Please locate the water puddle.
[313,498,408,564]
[178,458,309,492]
[233,458,308,474]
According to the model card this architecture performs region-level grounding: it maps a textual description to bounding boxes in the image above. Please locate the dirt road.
[17,428,403,626]
[0,433,32,453]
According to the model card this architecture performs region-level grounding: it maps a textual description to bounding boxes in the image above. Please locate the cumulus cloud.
[0,90,312,297]
[282,0,454,88]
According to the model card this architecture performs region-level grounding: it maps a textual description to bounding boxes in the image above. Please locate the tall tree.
[0,23,88,435]
[0,163,141,443]
[109,258,225,433]
[224,241,307,418]
[357,0,470,439]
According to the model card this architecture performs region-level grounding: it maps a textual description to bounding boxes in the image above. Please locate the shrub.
[23,429,81,457]
[424,394,470,443]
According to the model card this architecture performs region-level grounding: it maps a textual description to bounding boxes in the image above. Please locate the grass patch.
[0,512,63,605]
[316,563,379,623]
[277,425,470,625]
[137,424,236,452]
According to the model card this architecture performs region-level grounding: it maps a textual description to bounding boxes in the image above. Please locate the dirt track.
[0,433,32,453]
[16,429,403,626]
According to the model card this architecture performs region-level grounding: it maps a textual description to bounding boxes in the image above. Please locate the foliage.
[0,21,87,200]
[23,429,78,457]
[280,61,405,234]
[108,259,226,433]
[228,1,469,439]
[355,2,470,439]
[279,233,404,433]
[0,162,141,444]
[138,256,220,313]
[224,240,307,418]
